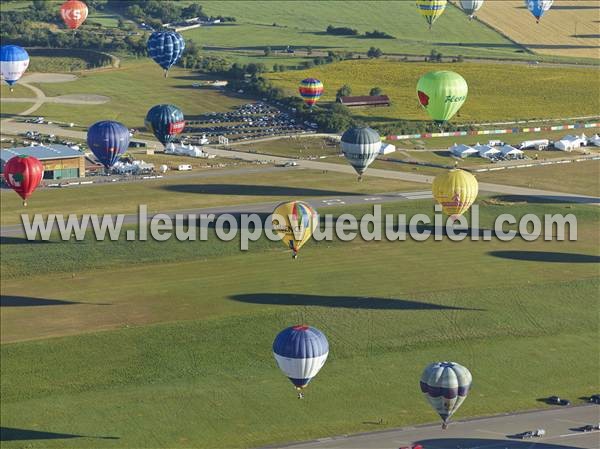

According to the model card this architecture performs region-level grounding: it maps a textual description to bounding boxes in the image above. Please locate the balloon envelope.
[273,325,329,389]
[60,0,88,29]
[340,127,381,176]
[416,0,448,28]
[87,120,130,169]
[432,169,478,217]
[0,45,29,87]
[3,155,43,204]
[420,361,472,424]
[525,0,553,22]
[272,201,318,257]
[145,104,185,145]
[459,0,484,18]
[417,71,468,124]
[299,78,324,107]
[147,31,185,75]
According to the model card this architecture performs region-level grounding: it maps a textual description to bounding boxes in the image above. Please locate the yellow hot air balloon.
[432,169,478,217]
[416,0,448,29]
[272,201,318,259]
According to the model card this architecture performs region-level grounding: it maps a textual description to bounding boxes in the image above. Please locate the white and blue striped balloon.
[525,0,553,22]
[147,31,185,77]
[273,325,329,391]
[420,361,472,425]
[1,45,30,88]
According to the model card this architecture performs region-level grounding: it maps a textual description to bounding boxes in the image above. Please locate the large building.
[0,145,85,180]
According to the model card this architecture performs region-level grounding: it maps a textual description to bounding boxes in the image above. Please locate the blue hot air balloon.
[273,325,329,398]
[1,45,30,90]
[145,104,185,146]
[87,120,130,169]
[525,0,553,23]
[147,31,185,77]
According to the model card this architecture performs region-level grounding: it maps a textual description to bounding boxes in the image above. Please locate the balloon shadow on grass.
[230,293,483,311]
[162,184,360,197]
[0,296,110,307]
[0,427,118,442]
[489,194,600,204]
[488,251,600,264]
[416,438,575,448]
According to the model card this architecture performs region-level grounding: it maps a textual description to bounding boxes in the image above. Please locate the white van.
[177,164,192,171]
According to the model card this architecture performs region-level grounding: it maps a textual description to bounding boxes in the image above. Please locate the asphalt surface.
[270,405,600,449]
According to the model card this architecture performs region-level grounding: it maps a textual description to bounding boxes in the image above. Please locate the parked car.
[518,429,545,439]
[578,424,599,432]
[589,394,600,404]
[548,396,571,406]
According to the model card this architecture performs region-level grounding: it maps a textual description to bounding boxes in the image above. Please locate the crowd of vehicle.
[181,102,313,144]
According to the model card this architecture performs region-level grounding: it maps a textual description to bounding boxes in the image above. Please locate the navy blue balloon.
[87,120,130,168]
[147,31,185,76]
[145,104,185,145]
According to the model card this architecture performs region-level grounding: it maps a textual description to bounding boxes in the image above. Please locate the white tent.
[555,134,587,151]
[589,134,600,147]
[500,145,524,159]
[450,144,478,158]
[379,143,396,155]
[476,145,501,159]
[519,139,549,150]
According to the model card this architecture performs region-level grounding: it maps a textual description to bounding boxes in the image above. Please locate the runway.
[271,405,600,449]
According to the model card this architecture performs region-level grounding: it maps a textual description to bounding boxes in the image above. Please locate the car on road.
[577,424,599,432]
[548,396,571,406]
[589,394,600,404]
[518,429,545,439]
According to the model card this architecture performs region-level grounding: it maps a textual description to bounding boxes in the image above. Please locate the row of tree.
[326,25,394,39]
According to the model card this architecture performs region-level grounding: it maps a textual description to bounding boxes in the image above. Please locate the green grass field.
[186,1,531,61]
[1,199,598,448]
[268,60,600,125]
[26,61,247,128]
[0,168,423,225]
[0,102,34,119]
[477,160,600,196]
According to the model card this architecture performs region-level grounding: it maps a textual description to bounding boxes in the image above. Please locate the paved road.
[2,121,599,207]
[270,405,600,449]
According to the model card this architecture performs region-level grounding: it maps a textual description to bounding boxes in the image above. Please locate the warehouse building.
[0,145,85,180]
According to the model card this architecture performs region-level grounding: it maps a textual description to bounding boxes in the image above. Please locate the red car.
[400,445,423,449]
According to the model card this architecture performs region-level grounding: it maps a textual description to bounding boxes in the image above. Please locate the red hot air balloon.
[3,155,44,206]
[60,0,88,30]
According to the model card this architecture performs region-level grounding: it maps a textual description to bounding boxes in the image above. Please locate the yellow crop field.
[267,59,600,123]
[474,0,600,59]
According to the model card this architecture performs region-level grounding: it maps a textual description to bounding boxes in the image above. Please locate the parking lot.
[182,102,313,144]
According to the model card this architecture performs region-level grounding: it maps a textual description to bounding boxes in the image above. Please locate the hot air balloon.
[272,201,318,259]
[340,127,381,181]
[417,71,468,125]
[3,155,44,206]
[0,45,29,91]
[273,325,329,398]
[416,0,448,29]
[147,31,185,77]
[420,361,472,429]
[459,0,484,19]
[86,120,130,169]
[525,0,553,23]
[60,0,88,30]
[299,78,324,108]
[432,169,478,217]
[145,104,185,146]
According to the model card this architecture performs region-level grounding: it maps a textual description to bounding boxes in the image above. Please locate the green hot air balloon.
[417,71,468,124]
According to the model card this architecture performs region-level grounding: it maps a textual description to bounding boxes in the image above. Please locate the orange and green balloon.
[417,71,468,124]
